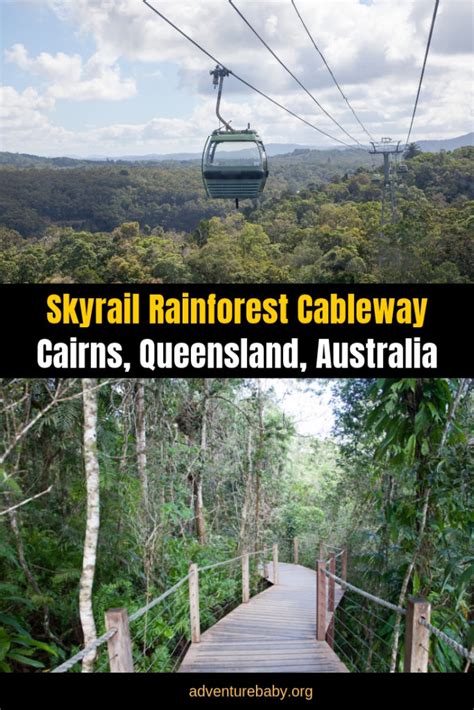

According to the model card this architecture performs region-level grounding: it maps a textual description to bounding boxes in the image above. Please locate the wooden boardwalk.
[179,562,348,673]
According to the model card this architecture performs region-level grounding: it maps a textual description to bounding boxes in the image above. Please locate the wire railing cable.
[52,541,473,673]
[228,0,364,147]
[405,0,440,147]
[129,573,190,622]
[142,0,352,148]
[291,0,375,143]
[324,569,406,615]
[419,618,474,662]
[51,628,117,673]
[199,548,265,572]
[52,574,190,672]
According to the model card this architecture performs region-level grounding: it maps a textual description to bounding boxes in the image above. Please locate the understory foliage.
[0,378,472,673]
[331,378,473,672]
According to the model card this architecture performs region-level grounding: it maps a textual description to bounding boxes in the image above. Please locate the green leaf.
[459,563,474,585]
[0,475,23,496]
[0,613,28,635]
[7,652,45,668]
[18,636,58,656]
[412,569,421,595]
[404,434,417,464]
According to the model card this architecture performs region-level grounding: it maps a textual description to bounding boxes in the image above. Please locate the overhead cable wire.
[142,0,352,147]
[405,0,440,147]
[291,0,375,143]
[229,0,365,147]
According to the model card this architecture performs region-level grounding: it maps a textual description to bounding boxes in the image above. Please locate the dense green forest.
[0,378,472,673]
[1,147,472,283]
[0,148,374,236]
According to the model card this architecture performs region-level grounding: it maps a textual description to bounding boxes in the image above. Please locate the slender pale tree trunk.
[194,380,210,545]
[239,426,253,546]
[80,378,100,673]
[254,380,264,550]
[135,379,149,507]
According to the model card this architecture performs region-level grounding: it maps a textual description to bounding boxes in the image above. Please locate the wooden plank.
[179,562,348,673]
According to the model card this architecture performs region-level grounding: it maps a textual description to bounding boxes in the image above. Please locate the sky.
[1,0,473,157]
[265,379,335,438]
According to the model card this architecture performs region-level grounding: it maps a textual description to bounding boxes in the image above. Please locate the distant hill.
[0,133,472,169]
[86,134,474,161]
[417,133,473,152]
[0,152,100,168]
[94,143,324,162]
[0,144,354,168]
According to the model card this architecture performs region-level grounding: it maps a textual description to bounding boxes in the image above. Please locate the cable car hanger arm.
[210,66,234,133]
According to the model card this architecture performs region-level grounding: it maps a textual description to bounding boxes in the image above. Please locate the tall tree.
[79,378,100,673]
[135,379,149,508]
[194,379,210,545]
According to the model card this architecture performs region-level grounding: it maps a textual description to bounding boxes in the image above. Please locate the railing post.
[404,597,431,673]
[341,547,347,590]
[264,548,270,578]
[272,543,279,585]
[319,542,325,561]
[326,553,336,648]
[316,559,326,641]
[189,562,201,644]
[326,617,335,649]
[242,551,250,603]
[105,608,134,672]
[293,537,299,564]
[328,553,336,612]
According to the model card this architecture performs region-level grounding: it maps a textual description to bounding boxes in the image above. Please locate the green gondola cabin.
[202,129,269,202]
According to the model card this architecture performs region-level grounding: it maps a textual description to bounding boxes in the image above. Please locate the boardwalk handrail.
[198,548,264,573]
[51,547,270,673]
[51,628,117,673]
[323,568,474,664]
[129,574,190,622]
[51,573,191,673]
[419,618,474,662]
[52,539,471,673]
[324,569,406,614]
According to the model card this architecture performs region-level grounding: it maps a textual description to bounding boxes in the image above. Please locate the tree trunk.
[239,426,253,546]
[254,380,264,550]
[194,476,206,545]
[80,378,100,673]
[135,379,149,508]
[7,500,54,640]
[194,379,210,545]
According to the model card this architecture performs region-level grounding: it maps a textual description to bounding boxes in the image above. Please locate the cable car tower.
[369,137,403,226]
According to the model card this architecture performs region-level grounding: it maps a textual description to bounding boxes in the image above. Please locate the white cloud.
[5,43,136,101]
[0,86,70,149]
[1,0,472,154]
[45,0,472,140]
